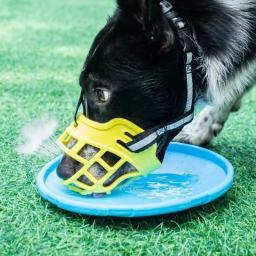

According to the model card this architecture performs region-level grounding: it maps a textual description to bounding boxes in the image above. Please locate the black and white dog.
[57,0,256,180]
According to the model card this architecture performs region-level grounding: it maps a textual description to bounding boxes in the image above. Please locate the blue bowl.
[36,143,234,217]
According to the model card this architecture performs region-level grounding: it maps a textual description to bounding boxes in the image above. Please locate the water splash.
[17,115,61,159]
[122,173,198,200]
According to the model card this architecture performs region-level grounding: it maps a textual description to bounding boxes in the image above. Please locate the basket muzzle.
[58,115,161,195]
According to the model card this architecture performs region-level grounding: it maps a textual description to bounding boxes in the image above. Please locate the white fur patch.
[218,58,256,104]
[202,0,256,104]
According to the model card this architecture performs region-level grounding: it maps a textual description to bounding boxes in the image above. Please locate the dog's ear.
[117,0,161,28]
[117,0,174,55]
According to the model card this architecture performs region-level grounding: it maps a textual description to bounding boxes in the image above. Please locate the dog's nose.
[56,155,79,179]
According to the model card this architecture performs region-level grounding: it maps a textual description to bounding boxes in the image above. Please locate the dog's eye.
[94,88,110,103]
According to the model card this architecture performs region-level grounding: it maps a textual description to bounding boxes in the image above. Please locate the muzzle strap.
[127,111,194,153]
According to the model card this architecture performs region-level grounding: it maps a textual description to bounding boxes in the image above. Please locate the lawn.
[0,0,255,255]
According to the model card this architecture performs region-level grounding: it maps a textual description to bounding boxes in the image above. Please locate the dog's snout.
[57,147,135,186]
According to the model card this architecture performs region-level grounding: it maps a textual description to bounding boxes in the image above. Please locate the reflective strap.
[127,112,194,152]
[185,52,193,112]
[128,133,158,153]
[160,0,194,113]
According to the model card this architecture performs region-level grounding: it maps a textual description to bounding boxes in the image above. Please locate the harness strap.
[127,0,195,153]
[185,51,193,112]
[127,111,194,152]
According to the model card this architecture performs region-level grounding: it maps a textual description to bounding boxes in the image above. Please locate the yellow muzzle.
[58,115,161,195]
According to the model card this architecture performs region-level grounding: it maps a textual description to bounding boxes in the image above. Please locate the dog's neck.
[171,0,254,103]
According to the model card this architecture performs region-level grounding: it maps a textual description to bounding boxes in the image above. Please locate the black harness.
[75,0,195,153]
[127,0,195,152]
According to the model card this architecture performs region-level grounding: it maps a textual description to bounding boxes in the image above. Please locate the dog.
[57,0,256,183]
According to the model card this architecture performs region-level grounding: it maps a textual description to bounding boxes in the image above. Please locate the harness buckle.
[160,1,173,14]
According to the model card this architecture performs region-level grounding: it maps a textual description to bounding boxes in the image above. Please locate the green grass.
[0,0,255,255]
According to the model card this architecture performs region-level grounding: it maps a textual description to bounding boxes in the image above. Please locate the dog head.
[57,0,192,182]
